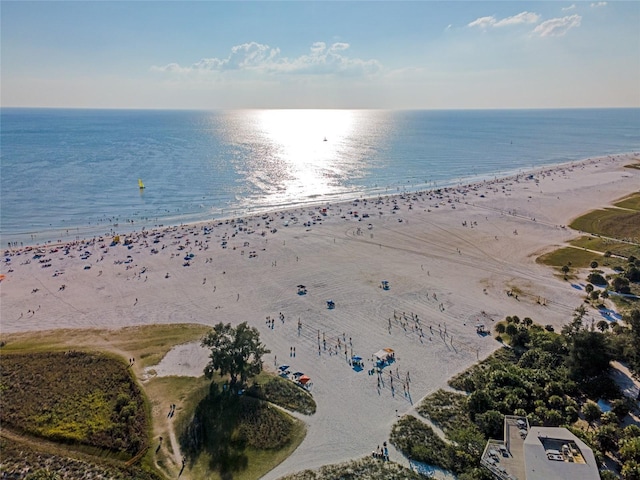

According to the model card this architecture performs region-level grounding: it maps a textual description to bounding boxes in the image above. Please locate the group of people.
[372,441,389,461]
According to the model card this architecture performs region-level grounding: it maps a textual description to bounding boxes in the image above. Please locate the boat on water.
[138,179,145,189]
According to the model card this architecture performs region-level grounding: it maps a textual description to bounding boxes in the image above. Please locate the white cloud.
[591,2,607,7]
[468,15,497,29]
[468,11,540,29]
[151,42,381,77]
[562,4,576,11]
[532,14,582,37]
[494,11,541,27]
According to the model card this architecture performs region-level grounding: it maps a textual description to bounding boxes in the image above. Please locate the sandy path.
[1,153,638,479]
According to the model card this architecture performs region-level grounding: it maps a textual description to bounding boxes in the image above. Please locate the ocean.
[1,108,639,246]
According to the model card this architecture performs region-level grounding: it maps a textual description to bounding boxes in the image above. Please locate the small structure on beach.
[297,284,307,295]
[326,300,335,309]
[381,280,390,290]
[374,348,395,366]
[351,355,364,369]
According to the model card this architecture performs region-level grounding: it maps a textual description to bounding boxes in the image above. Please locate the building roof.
[523,427,600,480]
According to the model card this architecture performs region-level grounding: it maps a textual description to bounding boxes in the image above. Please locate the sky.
[1,1,639,110]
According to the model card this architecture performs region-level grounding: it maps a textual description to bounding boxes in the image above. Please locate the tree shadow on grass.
[179,383,249,478]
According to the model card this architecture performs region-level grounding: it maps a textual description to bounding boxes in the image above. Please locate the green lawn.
[537,246,601,270]
[569,208,640,241]
[569,236,640,260]
[614,191,640,211]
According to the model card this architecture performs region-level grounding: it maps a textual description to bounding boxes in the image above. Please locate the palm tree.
[561,265,570,280]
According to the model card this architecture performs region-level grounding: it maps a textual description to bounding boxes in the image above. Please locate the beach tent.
[374,348,395,365]
[374,350,391,362]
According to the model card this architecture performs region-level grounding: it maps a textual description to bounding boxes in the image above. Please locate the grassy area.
[614,192,640,211]
[0,434,163,480]
[569,208,640,241]
[416,389,473,433]
[278,456,425,480]
[390,416,462,473]
[609,294,640,311]
[184,420,306,480]
[0,324,311,480]
[178,381,307,480]
[569,236,640,261]
[0,323,211,370]
[247,373,317,415]
[536,246,600,270]
[0,351,147,456]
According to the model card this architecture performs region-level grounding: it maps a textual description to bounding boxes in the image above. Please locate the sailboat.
[138,179,145,189]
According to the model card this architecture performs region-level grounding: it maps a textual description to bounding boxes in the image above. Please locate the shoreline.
[3,152,636,251]
[1,152,639,479]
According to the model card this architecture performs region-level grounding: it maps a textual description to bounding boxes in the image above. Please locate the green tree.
[626,265,640,282]
[623,309,640,376]
[595,424,618,454]
[565,405,579,424]
[583,401,602,430]
[548,395,564,409]
[596,320,610,332]
[623,425,640,440]
[621,437,640,463]
[611,398,631,420]
[621,460,640,480]
[202,321,270,388]
[467,390,494,420]
[476,410,504,439]
[588,272,607,286]
[495,323,506,334]
[600,470,619,480]
[601,411,619,426]
[505,323,518,337]
[585,283,594,294]
[612,276,631,293]
[544,409,563,427]
[565,330,612,381]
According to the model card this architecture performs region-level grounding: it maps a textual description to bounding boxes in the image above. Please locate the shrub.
[588,272,607,286]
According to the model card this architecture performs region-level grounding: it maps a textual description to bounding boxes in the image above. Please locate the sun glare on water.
[252,109,359,202]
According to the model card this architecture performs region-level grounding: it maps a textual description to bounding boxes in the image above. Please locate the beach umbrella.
[278,365,290,371]
[352,355,362,361]
[293,372,304,378]
[299,375,310,384]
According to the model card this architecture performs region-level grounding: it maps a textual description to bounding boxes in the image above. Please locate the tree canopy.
[202,322,270,388]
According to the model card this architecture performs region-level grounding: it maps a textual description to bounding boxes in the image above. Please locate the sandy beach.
[1,153,638,478]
